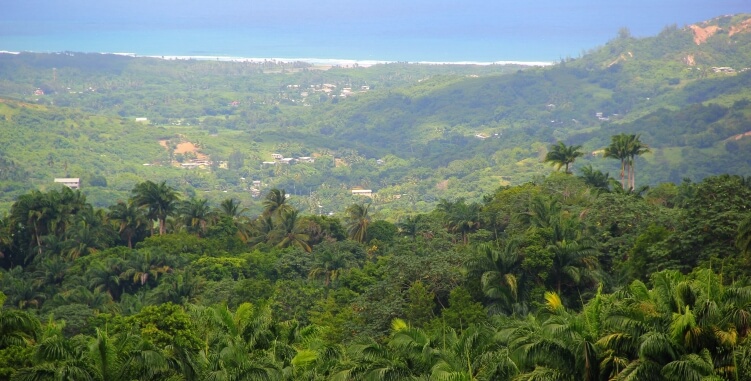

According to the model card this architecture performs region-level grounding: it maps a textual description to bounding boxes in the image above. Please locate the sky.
[2,0,749,61]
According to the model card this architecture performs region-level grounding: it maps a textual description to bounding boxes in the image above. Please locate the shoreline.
[0,50,555,67]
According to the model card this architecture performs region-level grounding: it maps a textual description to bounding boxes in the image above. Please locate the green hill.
[1,14,751,216]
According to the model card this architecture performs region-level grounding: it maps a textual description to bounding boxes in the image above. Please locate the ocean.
[0,26,600,63]
[1,1,749,63]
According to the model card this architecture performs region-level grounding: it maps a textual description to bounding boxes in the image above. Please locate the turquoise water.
[1,1,749,62]
[0,26,596,62]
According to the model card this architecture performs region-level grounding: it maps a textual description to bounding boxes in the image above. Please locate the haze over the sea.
[2,0,749,63]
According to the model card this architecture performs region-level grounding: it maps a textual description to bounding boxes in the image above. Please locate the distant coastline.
[0,50,555,68]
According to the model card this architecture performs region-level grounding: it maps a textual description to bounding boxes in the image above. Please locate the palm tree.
[578,164,612,193]
[150,272,203,305]
[472,241,525,315]
[430,324,519,381]
[218,198,247,219]
[544,141,584,174]
[131,180,180,235]
[86,256,126,301]
[625,134,650,190]
[64,213,110,260]
[262,188,292,218]
[396,215,423,240]
[309,248,349,287]
[217,198,252,243]
[547,238,602,296]
[271,209,312,253]
[192,303,283,381]
[0,291,41,349]
[503,291,603,381]
[87,328,170,381]
[518,195,562,229]
[13,322,98,381]
[108,201,147,248]
[121,249,172,289]
[598,270,751,380]
[438,198,481,244]
[603,133,630,189]
[345,203,371,243]
[178,197,214,236]
[604,133,650,190]
[248,214,276,247]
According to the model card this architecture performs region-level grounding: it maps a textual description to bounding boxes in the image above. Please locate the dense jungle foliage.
[1,170,751,380]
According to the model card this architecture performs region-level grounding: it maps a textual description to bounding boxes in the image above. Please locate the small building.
[54,178,80,189]
[135,117,149,123]
[271,153,284,160]
[297,157,315,163]
[351,189,373,197]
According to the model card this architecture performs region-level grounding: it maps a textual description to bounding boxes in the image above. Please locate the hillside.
[0,14,750,216]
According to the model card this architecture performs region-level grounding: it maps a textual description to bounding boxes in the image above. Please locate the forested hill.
[0,14,750,215]
[4,13,751,381]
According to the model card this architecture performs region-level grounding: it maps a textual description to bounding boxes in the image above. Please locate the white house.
[351,189,373,197]
[54,178,80,189]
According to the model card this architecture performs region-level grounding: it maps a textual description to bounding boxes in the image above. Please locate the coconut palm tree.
[544,141,584,174]
[345,203,371,243]
[218,198,247,219]
[131,181,180,235]
[271,209,312,253]
[248,214,276,247]
[263,188,292,218]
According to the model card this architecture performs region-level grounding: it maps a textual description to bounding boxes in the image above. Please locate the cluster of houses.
[249,180,263,198]
[284,83,370,99]
[712,67,736,74]
[262,153,315,166]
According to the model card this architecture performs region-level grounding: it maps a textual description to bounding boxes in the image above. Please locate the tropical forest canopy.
[1,13,751,381]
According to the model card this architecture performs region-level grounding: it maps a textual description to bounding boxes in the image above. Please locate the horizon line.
[0,50,556,67]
